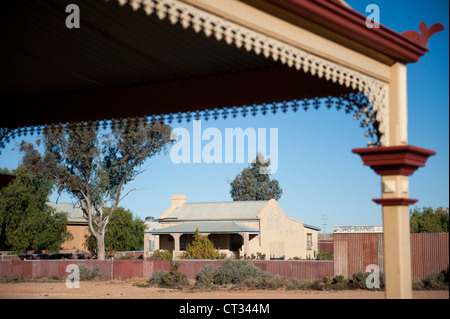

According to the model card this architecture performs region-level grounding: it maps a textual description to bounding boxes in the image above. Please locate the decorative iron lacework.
[0,93,381,155]
[110,0,389,144]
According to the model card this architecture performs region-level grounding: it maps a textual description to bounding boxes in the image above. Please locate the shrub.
[311,279,326,291]
[0,274,25,283]
[180,230,219,259]
[214,260,265,285]
[151,270,170,286]
[332,275,345,284]
[197,264,216,285]
[149,249,172,260]
[317,250,334,260]
[444,264,449,283]
[117,254,134,260]
[327,275,347,290]
[245,252,266,260]
[423,272,448,290]
[78,263,101,281]
[412,278,425,290]
[151,262,188,288]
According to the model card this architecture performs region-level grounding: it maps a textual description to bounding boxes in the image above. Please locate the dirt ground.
[0,281,448,299]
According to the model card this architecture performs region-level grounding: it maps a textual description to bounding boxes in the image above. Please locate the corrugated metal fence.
[0,259,333,281]
[334,233,449,279]
[410,233,449,280]
[2,234,445,281]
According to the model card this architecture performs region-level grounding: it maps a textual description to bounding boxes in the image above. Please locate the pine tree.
[229,153,282,201]
[182,229,219,259]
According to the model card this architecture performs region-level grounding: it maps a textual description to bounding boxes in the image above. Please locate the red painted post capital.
[353,145,435,206]
[352,145,436,176]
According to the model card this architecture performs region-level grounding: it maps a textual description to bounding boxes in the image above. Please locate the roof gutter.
[266,0,428,63]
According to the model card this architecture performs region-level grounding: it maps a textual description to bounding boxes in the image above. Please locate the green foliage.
[245,252,266,260]
[19,121,173,259]
[410,206,449,233]
[346,271,385,290]
[86,206,146,253]
[197,264,216,286]
[0,274,26,283]
[349,271,367,289]
[412,266,449,290]
[150,269,170,286]
[0,167,72,253]
[117,254,135,260]
[150,262,188,288]
[423,272,448,290]
[412,278,425,290]
[77,263,101,281]
[317,250,334,260]
[229,153,282,201]
[214,260,266,285]
[149,249,172,260]
[180,229,219,259]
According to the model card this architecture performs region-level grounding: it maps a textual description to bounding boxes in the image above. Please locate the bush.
[423,272,448,290]
[78,263,101,281]
[151,270,170,286]
[117,254,135,260]
[412,278,425,290]
[0,274,25,283]
[180,230,219,259]
[444,264,449,283]
[148,249,172,260]
[317,250,334,260]
[332,275,345,284]
[197,264,216,286]
[349,271,367,289]
[150,262,188,288]
[214,260,266,285]
[245,252,266,260]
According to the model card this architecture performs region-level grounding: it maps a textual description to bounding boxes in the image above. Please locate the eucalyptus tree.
[20,120,173,259]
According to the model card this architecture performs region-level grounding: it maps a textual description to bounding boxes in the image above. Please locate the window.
[180,235,188,251]
[230,234,243,251]
[307,234,313,250]
[149,238,155,252]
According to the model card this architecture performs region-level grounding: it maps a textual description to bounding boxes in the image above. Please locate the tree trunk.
[97,231,106,260]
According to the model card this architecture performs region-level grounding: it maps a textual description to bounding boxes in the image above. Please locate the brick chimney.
[171,194,186,208]
[159,195,186,219]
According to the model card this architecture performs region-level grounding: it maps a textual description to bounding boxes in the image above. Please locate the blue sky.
[0,0,448,232]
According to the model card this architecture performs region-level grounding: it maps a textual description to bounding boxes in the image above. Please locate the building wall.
[146,200,318,260]
[257,199,318,260]
[61,224,90,252]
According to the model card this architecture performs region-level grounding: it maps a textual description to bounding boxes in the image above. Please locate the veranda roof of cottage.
[147,221,259,234]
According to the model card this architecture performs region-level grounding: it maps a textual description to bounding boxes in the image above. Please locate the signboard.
[333,226,383,233]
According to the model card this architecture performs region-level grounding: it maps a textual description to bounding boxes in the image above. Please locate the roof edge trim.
[267,0,428,63]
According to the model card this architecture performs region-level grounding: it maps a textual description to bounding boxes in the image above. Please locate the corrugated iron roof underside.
[1,0,353,129]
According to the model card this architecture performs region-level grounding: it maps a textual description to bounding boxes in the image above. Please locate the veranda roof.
[1,0,427,138]
[146,221,259,234]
